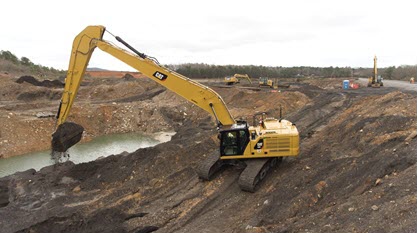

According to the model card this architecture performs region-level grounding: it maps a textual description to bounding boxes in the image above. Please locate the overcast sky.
[1,0,416,71]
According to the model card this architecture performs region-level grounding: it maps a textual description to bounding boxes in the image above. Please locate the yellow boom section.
[57,25,235,126]
[373,55,377,81]
[234,74,252,84]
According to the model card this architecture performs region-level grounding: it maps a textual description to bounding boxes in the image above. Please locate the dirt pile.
[0,76,416,233]
[16,75,64,88]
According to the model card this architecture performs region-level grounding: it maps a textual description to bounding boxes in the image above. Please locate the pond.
[0,131,175,178]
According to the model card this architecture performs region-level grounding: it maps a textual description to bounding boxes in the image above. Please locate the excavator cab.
[220,127,250,156]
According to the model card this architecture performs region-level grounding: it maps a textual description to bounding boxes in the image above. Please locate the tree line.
[1,50,415,81]
[168,63,416,80]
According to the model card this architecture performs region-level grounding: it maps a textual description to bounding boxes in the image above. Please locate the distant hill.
[0,50,64,79]
[85,70,144,78]
[86,67,109,71]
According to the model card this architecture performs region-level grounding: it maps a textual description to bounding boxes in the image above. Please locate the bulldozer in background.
[259,77,277,88]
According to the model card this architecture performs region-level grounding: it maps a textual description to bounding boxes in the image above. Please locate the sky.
[1,0,416,71]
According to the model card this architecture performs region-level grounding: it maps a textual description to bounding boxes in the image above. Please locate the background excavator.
[367,55,383,87]
[223,73,252,85]
[52,25,300,192]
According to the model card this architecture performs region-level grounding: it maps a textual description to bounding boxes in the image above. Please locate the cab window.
[221,130,249,156]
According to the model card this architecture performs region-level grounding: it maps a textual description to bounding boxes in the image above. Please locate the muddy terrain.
[0,74,416,233]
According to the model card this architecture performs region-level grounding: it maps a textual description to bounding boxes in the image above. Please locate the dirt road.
[358,78,417,92]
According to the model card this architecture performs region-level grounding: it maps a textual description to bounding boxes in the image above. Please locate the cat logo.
[153,71,168,81]
[254,139,264,149]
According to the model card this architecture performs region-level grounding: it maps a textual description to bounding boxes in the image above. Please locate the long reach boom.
[56,25,235,128]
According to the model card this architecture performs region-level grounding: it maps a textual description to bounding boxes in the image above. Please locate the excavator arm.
[234,74,252,84]
[54,25,235,152]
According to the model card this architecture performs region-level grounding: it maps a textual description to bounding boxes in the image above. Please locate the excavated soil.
[0,74,416,233]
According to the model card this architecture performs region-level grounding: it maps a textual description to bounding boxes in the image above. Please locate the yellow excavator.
[52,25,299,192]
[367,55,383,87]
[223,74,252,85]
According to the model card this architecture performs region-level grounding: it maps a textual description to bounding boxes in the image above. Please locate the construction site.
[0,27,416,233]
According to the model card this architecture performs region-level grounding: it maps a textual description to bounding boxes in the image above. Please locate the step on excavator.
[51,25,300,192]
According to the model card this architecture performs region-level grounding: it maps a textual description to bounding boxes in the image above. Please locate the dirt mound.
[17,89,61,101]
[0,180,9,207]
[116,88,166,103]
[213,87,310,120]
[122,73,137,81]
[16,75,64,88]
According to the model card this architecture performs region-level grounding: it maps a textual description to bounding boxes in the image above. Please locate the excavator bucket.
[51,122,84,152]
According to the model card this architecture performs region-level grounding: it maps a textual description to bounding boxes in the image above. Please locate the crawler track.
[238,157,281,192]
[196,151,225,180]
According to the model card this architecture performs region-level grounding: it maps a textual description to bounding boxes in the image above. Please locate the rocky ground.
[0,74,416,233]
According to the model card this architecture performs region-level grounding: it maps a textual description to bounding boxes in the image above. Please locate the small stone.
[263,200,269,205]
[149,178,160,186]
[393,148,397,152]
[73,186,81,193]
[375,178,382,186]
[348,207,355,212]
[371,205,379,211]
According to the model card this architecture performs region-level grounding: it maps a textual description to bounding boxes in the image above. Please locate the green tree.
[20,56,34,66]
[384,66,395,79]
[0,50,19,64]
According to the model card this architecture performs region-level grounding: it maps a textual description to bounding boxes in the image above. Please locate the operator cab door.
[220,129,249,156]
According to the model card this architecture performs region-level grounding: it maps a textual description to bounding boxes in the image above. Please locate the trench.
[0,131,175,178]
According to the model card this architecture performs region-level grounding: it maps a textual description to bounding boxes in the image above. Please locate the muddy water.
[0,131,175,178]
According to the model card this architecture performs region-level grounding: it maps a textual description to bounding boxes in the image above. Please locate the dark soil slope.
[0,81,416,233]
